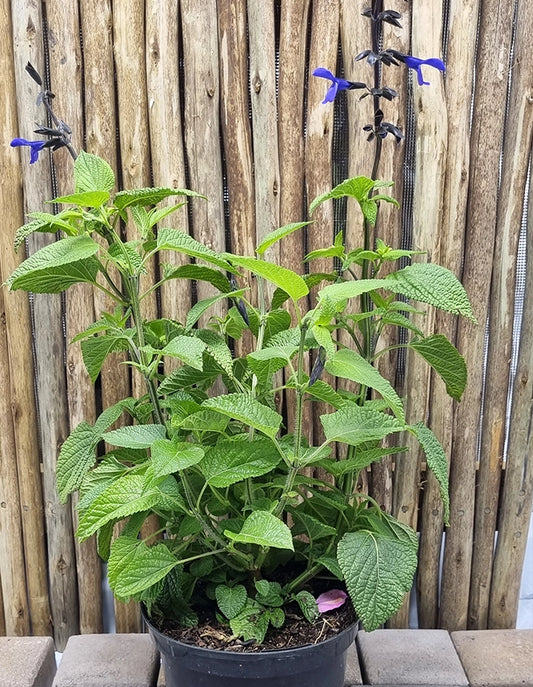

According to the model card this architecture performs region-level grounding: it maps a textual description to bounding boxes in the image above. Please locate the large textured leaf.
[338,529,418,631]
[156,227,234,271]
[76,475,160,540]
[14,212,78,250]
[408,334,467,401]
[408,422,450,524]
[162,263,232,293]
[81,334,130,382]
[321,404,404,447]
[202,394,282,439]
[108,535,177,598]
[193,330,234,378]
[290,510,337,541]
[201,438,281,487]
[215,584,247,620]
[6,235,100,289]
[326,349,404,421]
[8,258,101,294]
[151,440,204,477]
[74,151,115,193]
[103,424,167,449]
[226,255,308,303]
[52,191,110,208]
[57,402,128,502]
[185,289,246,330]
[225,511,294,550]
[386,263,475,320]
[160,335,207,370]
[115,187,203,211]
[318,278,392,310]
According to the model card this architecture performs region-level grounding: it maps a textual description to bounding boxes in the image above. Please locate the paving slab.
[451,629,533,687]
[0,636,56,687]
[52,634,159,687]
[356,630,469,686]
[345,641,364,685]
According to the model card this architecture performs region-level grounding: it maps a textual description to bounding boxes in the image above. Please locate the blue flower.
[312,67,354,104]
[10,138,47,164]
[404,56,445,86]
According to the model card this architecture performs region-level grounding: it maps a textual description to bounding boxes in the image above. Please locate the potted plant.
[6,8,473,687]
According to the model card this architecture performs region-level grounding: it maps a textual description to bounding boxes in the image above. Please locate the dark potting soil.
[154,602,357,653]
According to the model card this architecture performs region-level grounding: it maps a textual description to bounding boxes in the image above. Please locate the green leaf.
[6,235,100,289]
[303,379,346,409]
[160,335,207,370]
[255,580,284,607]
[226,255,308,304]
[108,536,177,598]
[156,227,233,271]
[103,424,167,449]
[318,446,408,477]
[318,278,392,309]
[76,475,161,540]
[151,440,204,477]
[194,330,235,378]
[294,590,320,622]
[74,151,115,193]
[321,404,404,447]
[408,422,450,525]
[225,511,294,550]
[215,584,248,620]
[316,556,343,580]
[309,176,397,224]
[14,212,78,250]
[115,187,203,211]
[178,410,230,434]
[185,289,246,330]
[52,191,110,208]
[230,606,270,643]
[338,529,418,631]
[81,335,130,383]
[325,349,404,421]
[201,438,281,487]
[290,510,337,541]
[202,394,282,439]
[8,257,101,294]
[408,334,467,401]
[386,263,475,321]
[304,245,344,263]
[256,222,312,255]
[162,263,232,293]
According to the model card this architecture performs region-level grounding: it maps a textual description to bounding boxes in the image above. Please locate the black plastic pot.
[145,613,358,687]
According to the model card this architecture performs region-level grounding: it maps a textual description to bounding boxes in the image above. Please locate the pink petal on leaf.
[316,589,347,613]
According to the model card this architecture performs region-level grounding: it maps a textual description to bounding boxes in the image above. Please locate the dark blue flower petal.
[312,67,353,104]
[11,138,48,164]
[404,56,445,86]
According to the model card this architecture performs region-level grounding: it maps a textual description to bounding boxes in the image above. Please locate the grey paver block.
[356,629,469,686]
[345,641,364,685]
[0,636,56,687]
[451,629,533,687]
[52,634,159,687]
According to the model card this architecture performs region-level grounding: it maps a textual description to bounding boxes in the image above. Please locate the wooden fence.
[0,0,532,650]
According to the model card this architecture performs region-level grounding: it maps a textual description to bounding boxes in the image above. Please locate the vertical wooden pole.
[440,0,516,631]
[417,0,480,628]
[471,0,533,628]
[9,0,54,639]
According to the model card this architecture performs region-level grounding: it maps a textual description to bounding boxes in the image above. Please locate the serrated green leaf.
[160,335,207,370]
[14,212,78,250]
[57,422,99,502]
[294,590,320,622]
[75,151,115,193]
[268,607,285,627]
[115,187,203,211]
[338,529,418,631]
[185,289,246,330]
[6,235,100,289]
[215,584,247,620]
[325,349,404,421]
[408,334,467,401]
[9,257,101,294]
[318,278,392,309]
[103,424,167,449]
[156,227,233,271]
[194,330,235,378]
[321,404,404,447]
[303,379,346,409]
[226,255,308,304]
[230,606,269,643]
[316,556,344,580]
[305,245,344,262]
[201,438,281,487]
[408,422,450,525]
[225,511,294,550]
[256,222,312,255]
[318,446,408,478]
[290,510,337,541]
[52,191,110,208]
[386,263,475,321]
[108,535,177,598]
[178,410,230,434]
[151,440,204,477]
[202,394,282,439]
[162,263,232,293]
[76,475,161,540]
[81,335,130,382]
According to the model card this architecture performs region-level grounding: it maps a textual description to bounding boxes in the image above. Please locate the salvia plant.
[7,3,473,643]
